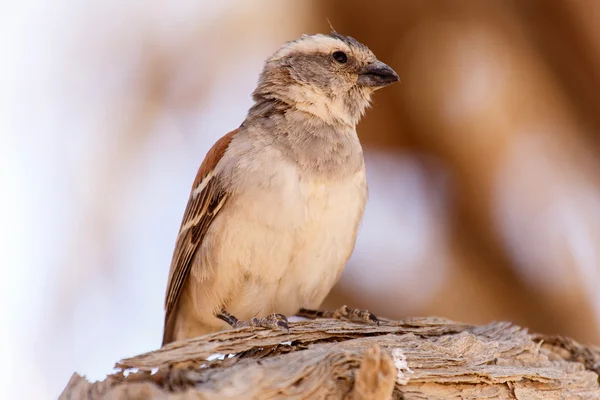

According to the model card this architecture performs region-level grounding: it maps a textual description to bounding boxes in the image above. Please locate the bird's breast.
[286,168,368,305]
[238,158,367,233]
[234,159,367,310]
[208,151,367,320]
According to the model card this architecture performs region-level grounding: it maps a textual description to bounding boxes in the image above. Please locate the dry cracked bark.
[60,317,600,399]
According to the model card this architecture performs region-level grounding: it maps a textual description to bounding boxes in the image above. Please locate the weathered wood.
[60,317,600,399]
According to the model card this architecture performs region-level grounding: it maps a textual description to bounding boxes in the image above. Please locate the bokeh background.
[3,0,600,398]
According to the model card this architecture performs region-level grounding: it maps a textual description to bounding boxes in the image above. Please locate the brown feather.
[162,129,238,346]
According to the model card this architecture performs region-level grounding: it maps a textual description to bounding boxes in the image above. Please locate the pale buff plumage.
[162,32,398,345]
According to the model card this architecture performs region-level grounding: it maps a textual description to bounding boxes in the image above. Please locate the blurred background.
[3,0,600,398]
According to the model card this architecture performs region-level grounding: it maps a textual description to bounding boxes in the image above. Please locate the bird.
[162,32,399,346]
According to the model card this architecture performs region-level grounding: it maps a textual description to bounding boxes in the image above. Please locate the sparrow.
[162,32,399,346]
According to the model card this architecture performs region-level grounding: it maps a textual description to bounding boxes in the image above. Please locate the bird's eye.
[332,51,348,64]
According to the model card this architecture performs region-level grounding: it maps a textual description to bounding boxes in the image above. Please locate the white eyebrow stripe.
[274,35,349,59]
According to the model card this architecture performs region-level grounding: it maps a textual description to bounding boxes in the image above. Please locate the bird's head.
[252,32,399,128]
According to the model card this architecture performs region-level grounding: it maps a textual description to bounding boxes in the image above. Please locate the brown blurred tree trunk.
[319,0,600,345]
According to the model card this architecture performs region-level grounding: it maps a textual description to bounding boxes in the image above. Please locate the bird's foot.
[217,310,289,332]
[296,305,379,325]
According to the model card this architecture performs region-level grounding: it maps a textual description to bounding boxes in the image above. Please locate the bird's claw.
[297,305,379,326]
[251,313,289,332]
[218,310,289,332]
[252,314,290,332]
[344,305,380,325]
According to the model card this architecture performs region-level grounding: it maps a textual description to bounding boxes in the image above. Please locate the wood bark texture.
[60,317,600,399]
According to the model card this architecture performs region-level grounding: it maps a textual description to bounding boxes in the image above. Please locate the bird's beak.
[357,60,399,88]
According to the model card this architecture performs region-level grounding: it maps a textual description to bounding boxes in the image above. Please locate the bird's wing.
[162,129,238,345]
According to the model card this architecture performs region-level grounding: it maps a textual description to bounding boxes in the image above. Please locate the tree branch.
[59,317,600,399]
